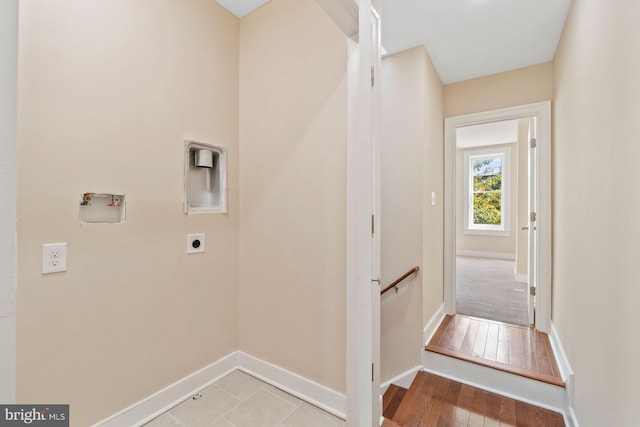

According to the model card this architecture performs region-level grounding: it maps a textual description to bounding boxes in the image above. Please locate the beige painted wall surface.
[553,0,640,426]
[238,0,347,393]
[456,144,517,256]
[16,1,239,425]
[444,62,553,118]
[380,47,425,382]
[420,50,445,328]
[0,0,18,404]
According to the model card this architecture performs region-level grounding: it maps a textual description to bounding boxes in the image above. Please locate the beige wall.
[238,0,347,393]
[0,0,18,404]
[552,0,640,425]
[421,51,445,328]
[444,62,553,118]
[380,47,426,381]
[456,144,518,256]
[16,1,239,425]
[379,44,444,379]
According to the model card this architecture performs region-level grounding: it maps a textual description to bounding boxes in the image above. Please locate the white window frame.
[463,147,511,236]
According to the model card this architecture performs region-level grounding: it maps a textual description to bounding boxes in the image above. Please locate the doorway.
[444,102,552,333]
[454,118,531,326]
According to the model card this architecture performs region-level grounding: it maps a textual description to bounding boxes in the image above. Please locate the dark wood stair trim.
[390,371,428,425]
[425,344,566,387]
[386,371,565,427]
[382,384,408,420]
[426,314,565,388]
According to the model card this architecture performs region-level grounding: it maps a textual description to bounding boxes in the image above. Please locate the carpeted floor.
[456,256,529,326]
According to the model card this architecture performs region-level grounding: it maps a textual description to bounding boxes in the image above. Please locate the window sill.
[463,228,511,237]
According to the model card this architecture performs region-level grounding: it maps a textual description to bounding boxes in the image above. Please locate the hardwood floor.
[384,371,565,427]
[383,384,408,420]
[426,314,564,387]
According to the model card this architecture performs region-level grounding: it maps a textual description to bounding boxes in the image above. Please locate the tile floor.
[144,370,345,427]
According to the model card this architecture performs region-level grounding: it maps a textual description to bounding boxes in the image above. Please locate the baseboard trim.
[456,250,515,260]
[423,351,565,413]
[93,352,239,426]
[380,365,423,392]
[93,351,346,426]
[549,323,579,427]
[513,272,528,284]
[423,303,445,345]
[566,405,580,427]
[548,323,573,383]
[236,352,345,419]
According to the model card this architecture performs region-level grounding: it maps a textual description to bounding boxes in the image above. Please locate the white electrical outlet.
[42,243,67,274]
[187,234,205,254]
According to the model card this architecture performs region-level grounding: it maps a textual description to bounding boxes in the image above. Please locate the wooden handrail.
[380,266,420,295]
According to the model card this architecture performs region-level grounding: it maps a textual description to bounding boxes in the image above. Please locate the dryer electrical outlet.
[187,234,205,254]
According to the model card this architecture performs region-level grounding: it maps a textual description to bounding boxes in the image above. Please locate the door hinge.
[530,138,537,148]
[370,66,375,87]
[372,362,374,382]
[371,214,375,235]
[530,212,537,222]
[530,286,536,296]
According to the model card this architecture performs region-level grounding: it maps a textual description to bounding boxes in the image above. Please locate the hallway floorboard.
[426,314,564,387]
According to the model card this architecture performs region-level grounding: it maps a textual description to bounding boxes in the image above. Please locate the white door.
[345,1,381,425]
[527,118,537,325]
[370,6,382,425]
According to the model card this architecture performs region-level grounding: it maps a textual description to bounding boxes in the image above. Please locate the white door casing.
[444,102,552,333]
[369,7,382,425]
[527,118,537,325]
[342,0,381,425]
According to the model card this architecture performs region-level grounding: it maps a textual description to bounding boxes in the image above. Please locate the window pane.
[473,191,502,225]
[473,158,502,192]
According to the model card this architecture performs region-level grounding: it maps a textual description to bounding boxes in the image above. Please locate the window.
[463,147,510,235]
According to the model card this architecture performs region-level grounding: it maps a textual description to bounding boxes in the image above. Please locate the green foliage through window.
[472,158,502,225]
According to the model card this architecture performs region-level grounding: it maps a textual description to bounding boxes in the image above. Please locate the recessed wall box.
[184,140,227,214]
[80,193,125,223]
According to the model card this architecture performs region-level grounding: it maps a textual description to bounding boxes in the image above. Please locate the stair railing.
[380,266,420,295]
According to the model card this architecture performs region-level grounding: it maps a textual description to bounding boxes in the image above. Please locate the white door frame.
[369,7,382,425]
[339,0,380,424]
[527,118,537,325]
[444,102,552,333]
[0,0,19,404]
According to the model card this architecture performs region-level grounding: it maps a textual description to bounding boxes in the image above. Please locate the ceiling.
[216,0,572,84]
[216,0,269,17]
[456,120,519,149]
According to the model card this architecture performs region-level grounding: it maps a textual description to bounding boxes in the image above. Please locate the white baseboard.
[93,352,239,427]
[423,351,565,413]
[456,250,515,260]
[566,406,580,427]
[513,272,528,284]
[548,323,573,384]
[549,323,579,427]
[93,351,346,426]
[236,352,345,419]
[423,303,445,345]
[380,365,423,392]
